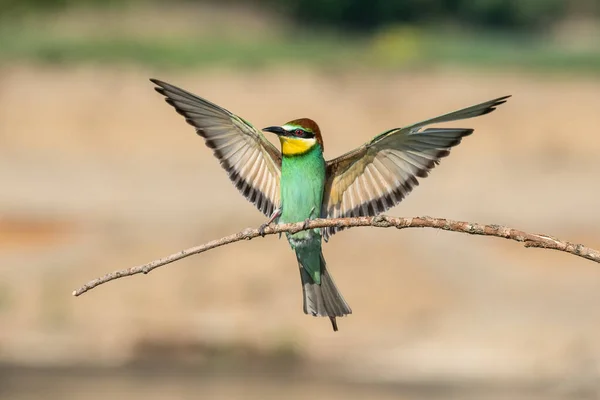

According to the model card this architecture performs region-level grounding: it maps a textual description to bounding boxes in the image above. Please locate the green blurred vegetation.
[0,0,119,17]
[273,0,571,32]
[2,0,599,31]
[2,27,599,73]
[0,29,362,69]
[0,0,599,73]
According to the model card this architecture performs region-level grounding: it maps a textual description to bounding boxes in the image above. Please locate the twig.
[73,215,600,297]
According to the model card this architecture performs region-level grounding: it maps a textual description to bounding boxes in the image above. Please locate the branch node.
[372,215,391,227]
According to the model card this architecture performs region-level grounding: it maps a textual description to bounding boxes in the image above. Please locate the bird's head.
[262,118,323,156]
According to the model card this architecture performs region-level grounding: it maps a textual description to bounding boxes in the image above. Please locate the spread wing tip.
[486,95,512,111]
[149,78,166,87]
[149,77,282,219]
[150,79,187,102]
[150,78,169,94]
[449,94,510,123]
[151,82,170,101]
[150,81,201,130]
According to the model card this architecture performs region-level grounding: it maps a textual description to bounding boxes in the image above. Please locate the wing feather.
[322,95,510,240]
[151,79,281,217]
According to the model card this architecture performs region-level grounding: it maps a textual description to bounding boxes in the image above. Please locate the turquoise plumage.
[279,143,350,331]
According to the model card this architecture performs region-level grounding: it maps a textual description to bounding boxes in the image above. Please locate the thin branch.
[73,215,600,297]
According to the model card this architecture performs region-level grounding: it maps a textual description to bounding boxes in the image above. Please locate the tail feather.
[298,251,352,332]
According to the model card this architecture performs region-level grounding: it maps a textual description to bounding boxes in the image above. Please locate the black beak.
[262,126,286,136]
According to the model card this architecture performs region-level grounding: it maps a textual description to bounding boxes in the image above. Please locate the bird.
[150,78,510,332]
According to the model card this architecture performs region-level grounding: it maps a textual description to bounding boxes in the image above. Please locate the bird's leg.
[302,206,316,230]
[259,207,282,237]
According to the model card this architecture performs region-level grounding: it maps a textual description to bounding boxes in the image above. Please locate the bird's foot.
[302,218,312,230]
[258,223,269,237]
[260,207,282,237]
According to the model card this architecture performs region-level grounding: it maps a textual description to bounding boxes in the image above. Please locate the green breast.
[279,145,326,246]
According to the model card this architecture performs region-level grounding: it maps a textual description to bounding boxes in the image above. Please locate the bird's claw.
[302,218,311,230]
[258,223,269,237]
[259,207,282,238]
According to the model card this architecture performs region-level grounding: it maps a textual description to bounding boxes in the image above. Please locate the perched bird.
[151,78,509,332]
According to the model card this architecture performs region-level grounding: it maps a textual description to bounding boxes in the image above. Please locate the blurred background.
[1,0,600,399]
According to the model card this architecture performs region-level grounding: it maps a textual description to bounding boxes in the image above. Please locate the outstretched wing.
[151,79,282,217]
[322,96,510,241]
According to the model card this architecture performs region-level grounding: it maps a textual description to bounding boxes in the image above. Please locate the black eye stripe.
[289,128,315,139]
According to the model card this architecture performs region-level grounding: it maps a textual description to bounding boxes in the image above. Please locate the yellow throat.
[279,136,316,156]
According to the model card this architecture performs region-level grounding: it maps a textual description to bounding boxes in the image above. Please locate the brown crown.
[287,118,324,152]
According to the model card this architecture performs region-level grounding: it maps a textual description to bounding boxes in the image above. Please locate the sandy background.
[1,64,600,397]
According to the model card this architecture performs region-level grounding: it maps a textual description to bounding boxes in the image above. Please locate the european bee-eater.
[151,78,509,332]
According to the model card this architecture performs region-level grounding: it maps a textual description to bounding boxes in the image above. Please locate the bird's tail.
[296,248,351,332]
